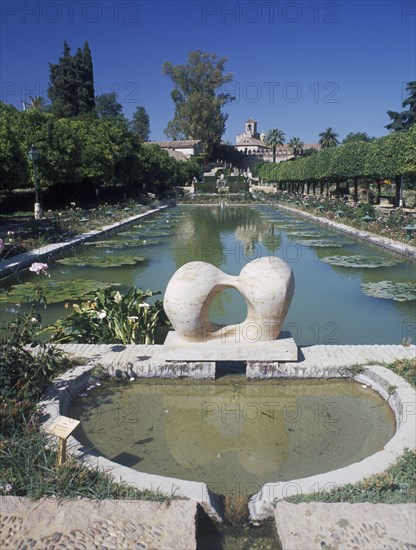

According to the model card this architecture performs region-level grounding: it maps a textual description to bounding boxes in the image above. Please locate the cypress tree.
[81,41,95,113]
[48,41,95,117]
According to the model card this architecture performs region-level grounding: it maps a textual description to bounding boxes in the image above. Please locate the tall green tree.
[342,132,373,144]
[318,127,339,149]
[0,103,29,192]
[131,106,150,141]
[26,96,47,111]
[288,137,304,158]
[386,81,416,132]
[162,50,234,154]
[264,128,285,163]
[81,41,95,113]
[95,93,123,118]
[332,141,371,202]
[48,41,95,117]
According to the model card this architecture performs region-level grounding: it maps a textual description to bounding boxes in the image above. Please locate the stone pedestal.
[163,330,298,362]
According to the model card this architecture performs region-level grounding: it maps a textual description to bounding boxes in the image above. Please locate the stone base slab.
[274,501,416,550]
[163,331,298,361]
[0,496,197,550]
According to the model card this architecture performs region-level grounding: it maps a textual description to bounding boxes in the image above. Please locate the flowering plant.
[45,287,170,345]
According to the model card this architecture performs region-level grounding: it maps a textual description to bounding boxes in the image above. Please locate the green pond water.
[71,376,395,496]
[1,204,414,345]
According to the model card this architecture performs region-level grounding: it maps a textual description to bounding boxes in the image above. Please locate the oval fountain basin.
[71,376,395,496]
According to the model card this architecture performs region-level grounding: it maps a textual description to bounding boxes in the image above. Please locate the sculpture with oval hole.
[163,257,294,344]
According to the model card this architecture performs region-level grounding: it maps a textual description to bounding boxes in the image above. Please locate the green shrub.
[402,189,416,208]
[45,287,170,344]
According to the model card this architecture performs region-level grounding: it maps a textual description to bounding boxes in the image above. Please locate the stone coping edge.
[0,206,167,281]
[276,204,416,260]
[38,363,223,523]
[38,350,415,522]
[248,364,416,520]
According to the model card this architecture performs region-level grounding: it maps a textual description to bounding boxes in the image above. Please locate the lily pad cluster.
[0,279,113,304]
[298,239,344,248]
[361,281,416,301]
[56,255,146,268]
[286,231,325,238]
[322,255,400,268]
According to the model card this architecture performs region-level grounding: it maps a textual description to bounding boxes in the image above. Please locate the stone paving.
[1,497,415,549]
[274,501,416,550]
[0,497,197,549]
[54,343,416,377]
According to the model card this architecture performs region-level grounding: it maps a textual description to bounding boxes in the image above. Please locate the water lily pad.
[56,255,146,268]
[361,281,416,301]
[0,279,113,304]
[286,231,324,238]
[322,255,400,268]
[298,239,344,248]
[136,231,170,238]
[92,240,142,249]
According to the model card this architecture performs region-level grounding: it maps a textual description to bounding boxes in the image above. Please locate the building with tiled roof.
[145,140,203,160]
[235,118,320,167]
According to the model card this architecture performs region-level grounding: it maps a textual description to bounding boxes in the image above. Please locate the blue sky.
[1,1,415,144]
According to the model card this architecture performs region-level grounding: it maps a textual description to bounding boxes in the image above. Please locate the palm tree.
[318,127,339,149]
[26,96,47,111]
[264,128,286,163]
[288,137,304,158]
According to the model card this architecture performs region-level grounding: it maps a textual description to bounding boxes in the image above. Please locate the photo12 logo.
[1,2,141,24]
[202,2,340,24]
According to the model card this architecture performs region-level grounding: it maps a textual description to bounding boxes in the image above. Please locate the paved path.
[0,497,197,549]
[1,497,415,549]
[54,343,416,377]
[274,501,416,550]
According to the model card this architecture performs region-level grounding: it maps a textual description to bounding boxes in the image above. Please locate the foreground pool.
[71,376,395,496]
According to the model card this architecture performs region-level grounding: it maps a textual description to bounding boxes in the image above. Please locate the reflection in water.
[0,205,414,344]
[72,377,395,496]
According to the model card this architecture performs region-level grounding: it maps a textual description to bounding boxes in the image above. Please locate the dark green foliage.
[386,81,416,132]
[95,92,123,118]
[48,41,95,117]
[342,132,374,143]
[131,105,150,141]
[210,143,245,167]
[318,127,339,149]
[356,203,376,220]
[0,103,29,192]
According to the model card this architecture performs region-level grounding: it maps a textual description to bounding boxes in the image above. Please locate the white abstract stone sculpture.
[164,256,294,343]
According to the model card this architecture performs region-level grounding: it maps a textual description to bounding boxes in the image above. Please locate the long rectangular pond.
[1,204,415,346]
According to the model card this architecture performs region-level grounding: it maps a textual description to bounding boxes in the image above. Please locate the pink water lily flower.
[29,262,49,276]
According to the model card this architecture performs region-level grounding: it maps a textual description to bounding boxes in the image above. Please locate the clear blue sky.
[1,1,415,144]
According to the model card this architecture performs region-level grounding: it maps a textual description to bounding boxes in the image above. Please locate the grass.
[385,357,416,387]
[285,449,416,504]
[285,357,416,505]
[0,424,173,502]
